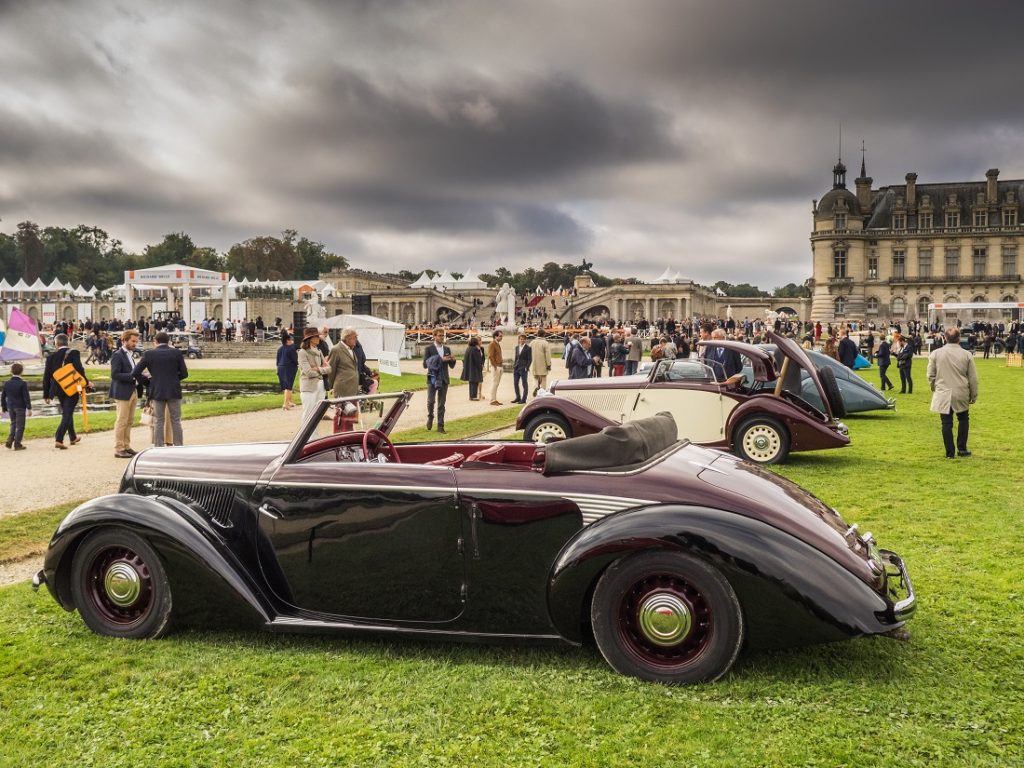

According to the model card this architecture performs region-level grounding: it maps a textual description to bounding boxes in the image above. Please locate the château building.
[809,158,1022,324]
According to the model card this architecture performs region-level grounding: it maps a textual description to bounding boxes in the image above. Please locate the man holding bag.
[42,333,90,450]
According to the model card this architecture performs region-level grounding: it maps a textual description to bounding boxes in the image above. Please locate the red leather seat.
[465,444,505,464]
[424,452,464,467]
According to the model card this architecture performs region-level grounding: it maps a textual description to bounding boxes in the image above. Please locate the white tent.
[651,266,673,284]
[671,271,683,283]
[320,314,405,360]
[409,272,433,288]
[0,278,11,292]
[12,278,29,291]
[28,277,47,291]
[46,278,65,292]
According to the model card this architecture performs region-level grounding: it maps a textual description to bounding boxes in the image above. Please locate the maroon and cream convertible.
[518,331,849,464]
[34,393,914,685]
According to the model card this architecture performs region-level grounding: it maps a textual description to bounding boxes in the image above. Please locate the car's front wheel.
[70,528,173,639]
[591,551,744,685]
[734,417,790,464]
[524,413,572,444]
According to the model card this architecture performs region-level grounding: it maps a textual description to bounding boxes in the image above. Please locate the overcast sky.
[2,1,1024,289]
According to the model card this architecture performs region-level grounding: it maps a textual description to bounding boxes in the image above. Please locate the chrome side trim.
[268,616,563,642]
[135,475,257,486]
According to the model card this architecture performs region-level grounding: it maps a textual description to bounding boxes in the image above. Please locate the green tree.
[15,221,44,283]
[0,233,18,282]
[225,234,300,280]
[293,232,349,279]
[772,282,811,298]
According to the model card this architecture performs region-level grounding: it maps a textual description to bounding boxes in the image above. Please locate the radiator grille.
[150,480,237,528]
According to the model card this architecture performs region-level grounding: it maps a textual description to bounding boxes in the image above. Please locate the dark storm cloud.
[2,0,1024,286]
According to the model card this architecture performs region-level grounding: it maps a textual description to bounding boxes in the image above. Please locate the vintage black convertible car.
[34,393,915,685]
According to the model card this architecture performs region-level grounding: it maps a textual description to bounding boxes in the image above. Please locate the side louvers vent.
[151,480,236,528]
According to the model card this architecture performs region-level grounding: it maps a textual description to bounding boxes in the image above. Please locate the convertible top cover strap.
[542,412,678,475]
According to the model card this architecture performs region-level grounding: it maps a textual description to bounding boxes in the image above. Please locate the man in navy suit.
[423,328,456,432]
[838,329,859,369]
[132,331,189,446]
[512,333,533,403]
[110,329,144,457]
[704,329,744,382]
[2,362,32,449]
[42,333,90,449]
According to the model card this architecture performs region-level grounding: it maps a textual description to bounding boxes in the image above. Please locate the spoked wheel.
[70,528,172,639]
[591,551,743,684]
[734,417,790,464]
[524,414,572,444]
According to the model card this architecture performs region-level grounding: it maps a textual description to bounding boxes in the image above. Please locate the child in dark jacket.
[2,362,32,449]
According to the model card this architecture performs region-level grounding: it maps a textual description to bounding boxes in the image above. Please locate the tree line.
[0,222,349,289]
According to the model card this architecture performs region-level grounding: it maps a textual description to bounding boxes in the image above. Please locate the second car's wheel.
[818,366,847,419]
[524,413,572,444]
[591,551,744,685]
[70,528,173,639]
[734,417,790,464]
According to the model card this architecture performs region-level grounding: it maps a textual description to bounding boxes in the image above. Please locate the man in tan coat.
[486,330,504,405]
[926,327,979,458]
[327,327,360,398]
[529,328,553,394]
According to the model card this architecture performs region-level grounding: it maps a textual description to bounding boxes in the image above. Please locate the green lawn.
[1,357,1021,766]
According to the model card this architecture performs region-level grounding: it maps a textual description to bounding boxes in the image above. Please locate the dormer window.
[1003,208,1018,227]
[834,213,847,230]
[892,213,906,230]
[973,210,988,227]
[919,211,933,229]
[945,211,960,228]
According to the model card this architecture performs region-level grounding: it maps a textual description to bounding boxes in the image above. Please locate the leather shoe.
[114,451,133,458]
[70,437,82,445]
[55,442,67,450]
[957,450,972,457]
[426,417,433,430]
[13,444,25,451]
[125,448,137,456]
[490,400,502,405]
[4,441,11,449]
[437,426,446,433]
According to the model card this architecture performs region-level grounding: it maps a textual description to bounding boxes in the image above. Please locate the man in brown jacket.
[487,330,503,405]
[327,327,360,398]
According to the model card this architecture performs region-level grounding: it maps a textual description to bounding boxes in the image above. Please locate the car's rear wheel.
[591,551,744,685]
[734,417,790,464]
[70,528,172,639]
[524,413,572,444]
[818,366,846,418]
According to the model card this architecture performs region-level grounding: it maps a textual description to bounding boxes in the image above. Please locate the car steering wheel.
[362,429,401,463]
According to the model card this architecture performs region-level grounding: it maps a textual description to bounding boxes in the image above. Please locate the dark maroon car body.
[35,392,914,684]
[517,331,850,464]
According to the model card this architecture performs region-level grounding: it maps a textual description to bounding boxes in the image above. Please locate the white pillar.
[125,281,134,323]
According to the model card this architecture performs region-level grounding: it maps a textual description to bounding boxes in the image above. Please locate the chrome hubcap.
[637,592,692,646]
[104,562,142,607]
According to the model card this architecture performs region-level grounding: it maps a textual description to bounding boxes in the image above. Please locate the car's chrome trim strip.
[135,475,258,486]
[268,616,564,641]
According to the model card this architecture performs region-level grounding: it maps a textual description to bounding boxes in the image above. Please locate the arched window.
[972,295,987,319]
[866,296,879,314]
[834,297,846,317]
[891,297,906,317]
[917,297,931,317]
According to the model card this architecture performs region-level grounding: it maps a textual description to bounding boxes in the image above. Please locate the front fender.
[726,396,850,453]
[515,395,616,436]
[547,505,893,649]
[42,494,274,624]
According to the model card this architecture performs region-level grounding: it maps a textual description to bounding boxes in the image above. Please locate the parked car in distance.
[518,332,849,464]
[33,396,914,685]
[755,345,895,414]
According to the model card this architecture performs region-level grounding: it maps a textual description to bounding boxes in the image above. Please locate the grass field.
[1,357,1021,766]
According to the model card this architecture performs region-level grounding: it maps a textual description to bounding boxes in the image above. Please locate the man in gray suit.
[927,327,979,459]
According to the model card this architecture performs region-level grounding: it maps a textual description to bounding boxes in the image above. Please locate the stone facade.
[810,160,1023,324]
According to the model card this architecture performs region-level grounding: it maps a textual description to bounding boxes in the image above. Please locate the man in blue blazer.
[704,329,744,382]
[42,334,90,449]
[110,329,144,457]
[132,331,189,446]
[423,328,456,432]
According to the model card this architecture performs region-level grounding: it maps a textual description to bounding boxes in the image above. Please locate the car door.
[257,461,465,623]
[629,359,727,443]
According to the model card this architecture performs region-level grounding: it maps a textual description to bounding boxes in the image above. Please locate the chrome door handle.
[258,502,281,519]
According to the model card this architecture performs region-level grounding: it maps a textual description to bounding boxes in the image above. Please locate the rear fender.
[726,397,849,453]
[515,395,616,436]
[42,494,274,624]
[547,505,891,649]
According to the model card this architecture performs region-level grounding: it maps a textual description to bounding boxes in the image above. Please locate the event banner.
[42,303,57,327]
[377,350,402,377]
[230,301,247,322]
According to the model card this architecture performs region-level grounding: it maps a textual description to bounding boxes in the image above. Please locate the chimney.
[905,173,917,208]
[986,168,999,203]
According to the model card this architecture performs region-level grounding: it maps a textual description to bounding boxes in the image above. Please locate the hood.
[766,331,835,419]
[129,442,287,484]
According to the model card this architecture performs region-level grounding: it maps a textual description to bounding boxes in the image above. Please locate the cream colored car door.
[628,360,733,443]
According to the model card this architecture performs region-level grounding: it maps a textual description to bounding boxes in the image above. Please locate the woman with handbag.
[298,327,330,423]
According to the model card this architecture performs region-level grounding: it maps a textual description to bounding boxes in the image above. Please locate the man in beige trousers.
[487,330,504,405]
[529,328,553,394]
[927,327,979,459]
[110,329,142,458]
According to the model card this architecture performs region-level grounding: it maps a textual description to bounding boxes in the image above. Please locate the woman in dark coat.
[276,334,299,409]
[460,336,485,400]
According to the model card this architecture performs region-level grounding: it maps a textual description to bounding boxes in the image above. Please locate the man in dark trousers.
[423,328,456,432]
[511,333,533,403]
[132,331,189,446]
[2,362,32,449]
[838,329,859,369]
[43,333,90,449]
[876,335,894,390]
[110,329,144,457]
[589,329,606,377]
